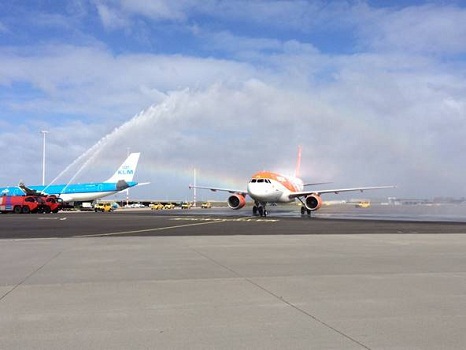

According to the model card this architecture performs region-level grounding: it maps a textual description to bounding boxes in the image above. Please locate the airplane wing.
[189,185,248,196]
[303,181,333,187]
[288,185,395,199]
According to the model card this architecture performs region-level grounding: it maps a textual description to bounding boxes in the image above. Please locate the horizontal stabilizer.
[116,180,130,191]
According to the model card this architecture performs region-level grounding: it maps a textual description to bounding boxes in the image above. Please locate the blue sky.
[1,0,466,201]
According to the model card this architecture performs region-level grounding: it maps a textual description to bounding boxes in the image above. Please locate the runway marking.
[37,217,67,221]
[171,217,279,223]
[73,216,278,238]
[73,220,224,237]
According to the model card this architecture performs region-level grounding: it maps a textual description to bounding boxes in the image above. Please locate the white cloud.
[96,3,130,30]
[120,0,193,21]
[354,4,466,54]
[3,73,462,199]
[0,44,257,121]
[1,1,466,200]
[1,39,465,198]
[92,0,352,35]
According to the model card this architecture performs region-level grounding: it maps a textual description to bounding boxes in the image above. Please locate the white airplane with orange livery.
[190,148,394,217]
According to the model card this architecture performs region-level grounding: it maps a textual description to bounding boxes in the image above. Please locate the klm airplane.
[0,153,143,202]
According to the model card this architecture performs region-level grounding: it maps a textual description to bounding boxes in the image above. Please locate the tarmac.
[1,208,466,349]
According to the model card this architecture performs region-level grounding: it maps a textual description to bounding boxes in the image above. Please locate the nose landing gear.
[252,202,267,217]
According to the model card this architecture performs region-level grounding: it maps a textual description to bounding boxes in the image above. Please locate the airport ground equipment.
[355,200,371,208]
[1,195,44,213]
[180,202,192,209]
[41,195,63,213]
[94,202,113,212]
[0,195,62,214]
[150,203,164,210]
[163,203,175,210]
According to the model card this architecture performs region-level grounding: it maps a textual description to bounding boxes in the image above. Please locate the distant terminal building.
[386,197,465,205]
[433,197,466,204]
[387,197,430,205]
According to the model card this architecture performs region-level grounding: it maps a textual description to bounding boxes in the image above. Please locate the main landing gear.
[298,198,312,217]
[252,202,267,217]
[300,206,312,216]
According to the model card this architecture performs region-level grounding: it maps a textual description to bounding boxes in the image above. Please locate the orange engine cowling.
[305,194,323,211]
[227,194,246,210]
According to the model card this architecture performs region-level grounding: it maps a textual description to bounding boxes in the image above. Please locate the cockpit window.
[250,178,272,184]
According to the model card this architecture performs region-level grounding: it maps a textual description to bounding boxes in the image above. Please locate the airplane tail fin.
[105,153,141,183]
[295,145,302,178]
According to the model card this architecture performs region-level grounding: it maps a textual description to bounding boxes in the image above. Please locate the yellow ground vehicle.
[94,202,113,212]
[163,203,176,210]
[355,201,371,208]
[180,202,192,209]
[201,202,212,209]
[149,203,164,210]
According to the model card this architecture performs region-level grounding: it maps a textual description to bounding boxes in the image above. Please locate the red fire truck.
[42,195,62,213]
[0,195,63,214]
[0,195,44,214]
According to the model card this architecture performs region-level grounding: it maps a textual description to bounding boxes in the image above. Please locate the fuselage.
[247,171,303,204]
[0,181,138,202]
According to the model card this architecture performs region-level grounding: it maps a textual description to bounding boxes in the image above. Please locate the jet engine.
[305,194,323,211]
[227,194,246,210]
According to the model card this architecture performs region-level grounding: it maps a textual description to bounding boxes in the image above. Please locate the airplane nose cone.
[247,183,281,202]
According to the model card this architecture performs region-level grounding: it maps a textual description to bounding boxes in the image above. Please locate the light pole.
[126,147,130,207]
[41,130,48,185]
[193,168,197,207]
